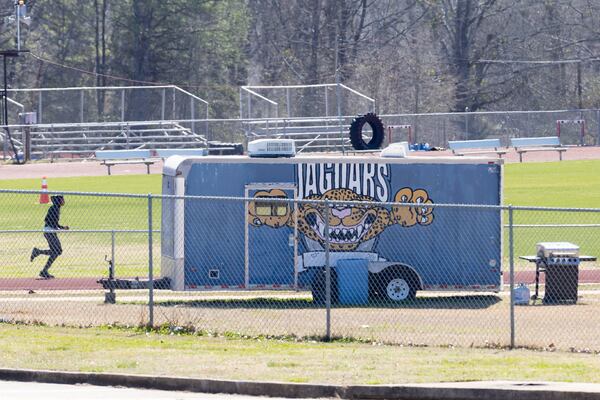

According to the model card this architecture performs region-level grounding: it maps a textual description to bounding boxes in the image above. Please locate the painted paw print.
[391,188,434,227]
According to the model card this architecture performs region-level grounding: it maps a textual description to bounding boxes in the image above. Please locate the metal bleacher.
[240,84,376,153]
[0,85,210,161]
[0,83,377,160]
[23,121,208,160]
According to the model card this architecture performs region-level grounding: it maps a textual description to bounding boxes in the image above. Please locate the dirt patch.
[1,290,600,352]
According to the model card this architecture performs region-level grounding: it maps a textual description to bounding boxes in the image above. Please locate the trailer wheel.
[349,113,385,150]
[385,275,416,302]
[311,268,338,305]
[370,268,418,302]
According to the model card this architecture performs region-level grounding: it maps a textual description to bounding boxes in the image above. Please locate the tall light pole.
[1,49,28,164]
[2,1,30,163]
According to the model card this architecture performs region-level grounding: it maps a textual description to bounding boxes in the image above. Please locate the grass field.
[1,161,600,277]
[3,159,600,205]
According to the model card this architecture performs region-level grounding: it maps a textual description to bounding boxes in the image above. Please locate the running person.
[30,195,69,279]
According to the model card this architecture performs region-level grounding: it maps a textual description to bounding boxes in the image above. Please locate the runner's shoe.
[39,271,54,279]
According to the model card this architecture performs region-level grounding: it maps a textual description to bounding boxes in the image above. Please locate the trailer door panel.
[245,185,297,288]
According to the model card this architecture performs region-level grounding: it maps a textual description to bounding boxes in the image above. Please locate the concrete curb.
[2,369,600,399]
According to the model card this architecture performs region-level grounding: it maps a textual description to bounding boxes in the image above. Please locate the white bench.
[155,148,207,159]
[95,149,154,175]
[510,136,566,162]
[448,138,507,158]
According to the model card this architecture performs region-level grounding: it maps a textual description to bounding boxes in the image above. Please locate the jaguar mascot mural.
[248,187,434,252]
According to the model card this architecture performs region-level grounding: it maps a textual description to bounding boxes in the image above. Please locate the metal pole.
[336,81,344,155]
[161,89,166,120]
[239,87,243,119]
[247,92,251,120]
[324,87,329,117]
[509,205,515,349]
[324,202,331,341]
[3,56,8,140]
[16,1,20,52]
[190,97,195,134]
[120,89,125,122]
[111,230,116,275]
[286,88,291,118]
[147,194,154,327]
[172,87,176,120]
[597,110,600,145]
[465,107,469,140]
[38,91,42,124]
[205,103,209,140]
[2,128,6,160]
[80,89,84,123]
[24,125,30,161]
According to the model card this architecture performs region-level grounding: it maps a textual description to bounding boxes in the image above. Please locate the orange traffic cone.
[39,176,49,204]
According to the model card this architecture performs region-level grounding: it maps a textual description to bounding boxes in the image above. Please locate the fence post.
[38,91,42,124]
[508,205,515,349]
[324,201,331,341]
[205,103,209,140]
[80,89,84,123]
[111,230,116,275]
[190,97,195,134]
[336,82,344,155]
[148,194,154,327]
[465,107,469,140]
[161,89,166,121]
[597,109,600,145]
[172,87,176,120]
[121,89,125,122]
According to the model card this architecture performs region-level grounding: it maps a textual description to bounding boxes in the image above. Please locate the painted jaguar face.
[248,187,434,252]
[298,189,391,251]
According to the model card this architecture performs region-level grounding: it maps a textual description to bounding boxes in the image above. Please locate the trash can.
[336,259,369,305]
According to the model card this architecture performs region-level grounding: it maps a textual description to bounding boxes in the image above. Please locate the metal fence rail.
[3,89,600,158]
[1,189,599,351]
[6,85,209,126]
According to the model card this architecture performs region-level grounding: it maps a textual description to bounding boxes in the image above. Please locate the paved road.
[0,381,329,400]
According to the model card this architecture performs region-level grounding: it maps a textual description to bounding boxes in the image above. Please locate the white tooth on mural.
[357,225,363,237]
[342,229,348,236]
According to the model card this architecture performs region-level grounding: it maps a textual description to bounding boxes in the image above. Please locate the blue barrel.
[336,259,369,305]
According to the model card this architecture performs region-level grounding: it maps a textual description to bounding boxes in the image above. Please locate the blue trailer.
[161,154,503,302]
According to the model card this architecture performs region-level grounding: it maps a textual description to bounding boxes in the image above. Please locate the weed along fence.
[1,186,600,351]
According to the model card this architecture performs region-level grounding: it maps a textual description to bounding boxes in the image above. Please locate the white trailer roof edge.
[163,154,503,177]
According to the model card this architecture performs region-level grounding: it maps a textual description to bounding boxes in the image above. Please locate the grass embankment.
[1,323,600,384]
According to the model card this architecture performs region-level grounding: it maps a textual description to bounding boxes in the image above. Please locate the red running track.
[1,270,600,292]
[0,277,103,291]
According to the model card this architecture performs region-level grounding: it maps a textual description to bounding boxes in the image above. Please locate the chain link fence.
[6,86,209,125]
[1,189,599,351]
[383,109,600,147]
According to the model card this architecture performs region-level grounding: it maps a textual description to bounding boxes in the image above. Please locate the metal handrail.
[240,87,278,106]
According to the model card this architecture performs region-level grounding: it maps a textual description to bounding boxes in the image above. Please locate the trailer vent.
[208,269,220,279]
[248,139,296,158]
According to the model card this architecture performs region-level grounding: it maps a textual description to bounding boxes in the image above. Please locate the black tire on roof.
[349,112,385,151]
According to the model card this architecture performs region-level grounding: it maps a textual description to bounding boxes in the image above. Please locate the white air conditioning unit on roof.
[248,139,296,158]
